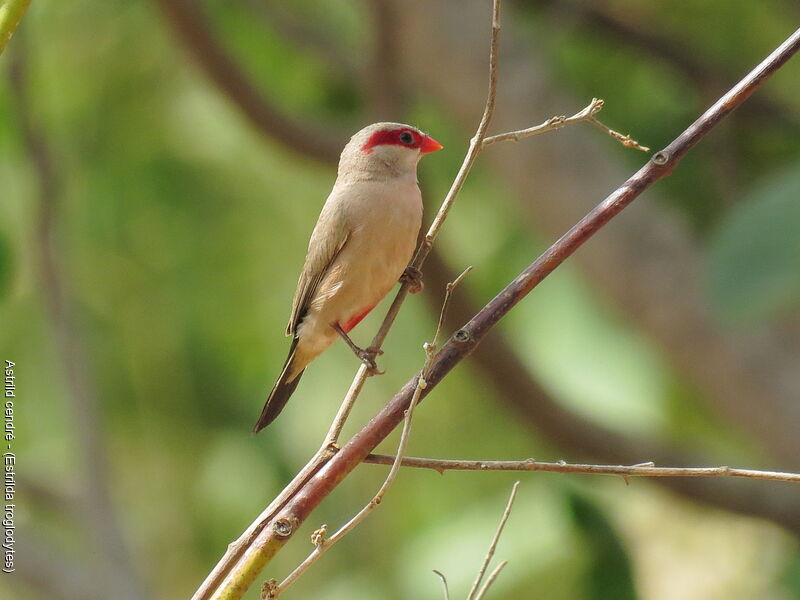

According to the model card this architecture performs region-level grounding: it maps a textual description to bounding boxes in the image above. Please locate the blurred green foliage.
[567,490,637,600]
[709,163,800,324]
[1,1,799,599]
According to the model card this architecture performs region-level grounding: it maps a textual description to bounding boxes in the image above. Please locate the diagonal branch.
[198,21,800,600]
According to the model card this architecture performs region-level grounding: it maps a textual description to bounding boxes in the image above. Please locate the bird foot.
[332,322,386,376]
[400,266,424,294]
[357,346,385,376]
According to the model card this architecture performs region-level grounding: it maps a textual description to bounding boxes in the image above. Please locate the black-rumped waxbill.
[253,123,443,433]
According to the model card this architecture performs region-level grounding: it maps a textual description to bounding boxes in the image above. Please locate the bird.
[253,122,443,433]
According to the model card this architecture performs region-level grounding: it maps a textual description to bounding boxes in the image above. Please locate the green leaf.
[781,550,800,598]
[708,164,800,324]
[567,491,638,600]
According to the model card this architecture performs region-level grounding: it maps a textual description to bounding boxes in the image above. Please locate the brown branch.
[363,455,800,484]
[197,22,800,600]
[270,371,425,597]
[151,0,344,164]
[190,443,339,600]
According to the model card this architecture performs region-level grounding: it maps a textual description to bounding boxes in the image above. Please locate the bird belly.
[324,233,411,331]
[294,214,418,367]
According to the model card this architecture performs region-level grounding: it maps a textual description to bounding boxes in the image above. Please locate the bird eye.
[399,131,414,145]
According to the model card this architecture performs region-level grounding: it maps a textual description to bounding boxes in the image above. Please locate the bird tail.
[253,339,305,433]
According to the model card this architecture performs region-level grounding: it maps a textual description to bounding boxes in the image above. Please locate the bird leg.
[400,265,424,294]
[331,323,385,375]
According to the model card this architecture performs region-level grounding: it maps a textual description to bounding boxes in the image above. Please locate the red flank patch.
[341,305,376,333]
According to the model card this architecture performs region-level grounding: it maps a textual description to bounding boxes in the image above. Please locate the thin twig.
[467,482,519,600]
[432,266,473,351]
[482,98,649,152]
[481,98,601,146]
[271,268,473,597]
[362,455,800,483]
[588,115,650,152]
[432,570,451,600]
[474,560,508,600]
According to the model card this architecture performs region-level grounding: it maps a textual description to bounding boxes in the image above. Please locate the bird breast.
[317,179,421,320]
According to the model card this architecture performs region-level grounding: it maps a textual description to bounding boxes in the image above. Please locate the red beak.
[420,135,444,154]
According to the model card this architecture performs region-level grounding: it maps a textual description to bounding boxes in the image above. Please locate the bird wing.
[286,202,350,336]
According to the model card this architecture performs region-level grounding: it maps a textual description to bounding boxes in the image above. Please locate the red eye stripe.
[361,128,422,153]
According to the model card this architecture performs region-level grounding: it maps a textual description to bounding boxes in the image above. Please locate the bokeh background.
[2,1,800,599]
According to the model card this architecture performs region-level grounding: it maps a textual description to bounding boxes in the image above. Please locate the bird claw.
[357,346,385,376]
[331,323,386,375]
[400,266,424,294]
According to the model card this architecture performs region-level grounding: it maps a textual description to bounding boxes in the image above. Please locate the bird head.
[338,122,443,181]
